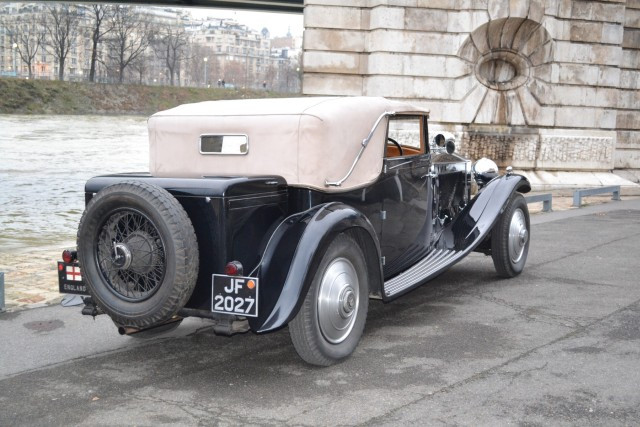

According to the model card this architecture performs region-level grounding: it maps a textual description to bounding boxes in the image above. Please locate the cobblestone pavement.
[0,245,70,311]
[1,194,636,312]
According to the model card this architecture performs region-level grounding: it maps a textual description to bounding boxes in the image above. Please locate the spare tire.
[77,181,199,329]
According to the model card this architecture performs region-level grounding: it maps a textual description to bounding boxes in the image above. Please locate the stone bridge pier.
[302,0,640,191]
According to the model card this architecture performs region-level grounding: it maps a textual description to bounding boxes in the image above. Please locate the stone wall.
[302,0,640,175]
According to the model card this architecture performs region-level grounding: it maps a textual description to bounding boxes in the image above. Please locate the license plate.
[211,274,258,317]
[58,261,89,295]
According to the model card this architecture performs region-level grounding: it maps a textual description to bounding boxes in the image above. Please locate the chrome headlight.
[472,158,498,175]
[472,157,499,187]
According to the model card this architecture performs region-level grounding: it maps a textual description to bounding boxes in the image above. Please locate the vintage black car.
[58,96,531,366]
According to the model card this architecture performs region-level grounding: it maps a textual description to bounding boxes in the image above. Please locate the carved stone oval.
[475,50,531,91]
[478,58,516,84]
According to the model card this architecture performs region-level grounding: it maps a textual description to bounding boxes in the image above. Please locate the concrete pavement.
[1,200,639,425]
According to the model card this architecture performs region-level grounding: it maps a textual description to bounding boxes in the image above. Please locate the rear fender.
[251,202,382,333]
[442,174,530,251]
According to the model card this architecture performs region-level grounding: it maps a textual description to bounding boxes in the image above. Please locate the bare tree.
[264,63,278,90]
[152,27,189,86]
[43,3,78,81]
[223,59,244,88]
[106,5,152,84]
[88,4,114,83]
[188,44,216,87]
[1,14,46,79]
[130,52,152,85]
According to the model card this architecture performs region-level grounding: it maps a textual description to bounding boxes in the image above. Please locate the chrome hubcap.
[508,208,528,263]
[317,257,359,344]
[112,243,132,269]
[339,288,356,318]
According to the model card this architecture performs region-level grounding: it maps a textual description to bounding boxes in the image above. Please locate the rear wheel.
[77,181,199,329]
[491,193,530,277]
[289,233,369,366]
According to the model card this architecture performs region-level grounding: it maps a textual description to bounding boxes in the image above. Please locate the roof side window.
[386,115,425,158]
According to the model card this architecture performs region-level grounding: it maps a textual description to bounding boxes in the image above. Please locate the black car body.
[59,96,531,365]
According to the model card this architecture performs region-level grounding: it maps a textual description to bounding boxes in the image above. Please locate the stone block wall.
[618,0,640,168]
[303,0,640,173]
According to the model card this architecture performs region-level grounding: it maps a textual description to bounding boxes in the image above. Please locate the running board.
[383,249,461,298]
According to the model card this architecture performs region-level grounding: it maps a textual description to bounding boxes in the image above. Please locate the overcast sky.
[189,7,303,38]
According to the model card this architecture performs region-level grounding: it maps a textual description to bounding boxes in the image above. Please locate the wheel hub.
[123,231,156,274]
[112,243,132,269]
[317,258,359,344]
[519,228,528,245]
[339,288,356,318]
[97,209,166,302]
[508,208,528,263]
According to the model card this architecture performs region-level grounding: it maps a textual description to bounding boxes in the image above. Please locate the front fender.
[251,202,381,333]
[442,174,530,251]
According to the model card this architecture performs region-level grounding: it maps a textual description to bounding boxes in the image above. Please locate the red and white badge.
[66,265,82,281]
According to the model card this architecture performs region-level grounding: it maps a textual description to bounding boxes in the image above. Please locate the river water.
[0,115,149,253]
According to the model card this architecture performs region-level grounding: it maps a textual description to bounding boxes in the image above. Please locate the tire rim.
[317,257,359,344]
[508,208,528,264]
[95,208,166,301]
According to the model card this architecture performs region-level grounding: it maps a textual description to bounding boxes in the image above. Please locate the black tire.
[77,181,199,329]
[491,193,530,278]
[289,233,369,366]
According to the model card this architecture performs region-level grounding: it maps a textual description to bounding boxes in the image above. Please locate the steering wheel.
[387,137,403,156]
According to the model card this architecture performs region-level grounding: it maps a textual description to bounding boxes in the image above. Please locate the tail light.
[62,249,77,264]
[224,261,243,276]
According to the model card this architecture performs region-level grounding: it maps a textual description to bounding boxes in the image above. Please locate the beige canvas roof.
[148,96,428,192]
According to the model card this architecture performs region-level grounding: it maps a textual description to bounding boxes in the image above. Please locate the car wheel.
[491,192,530,278]
[77,181,199,329]
[289,233,369,366]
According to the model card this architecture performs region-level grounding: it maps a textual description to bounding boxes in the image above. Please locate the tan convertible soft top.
[148,96,428,192]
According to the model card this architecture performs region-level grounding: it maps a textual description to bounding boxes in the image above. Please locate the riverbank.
[0,78,292,115]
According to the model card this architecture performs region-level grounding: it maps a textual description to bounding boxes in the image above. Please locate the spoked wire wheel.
[77,181,198,329]
[96,208,166,302]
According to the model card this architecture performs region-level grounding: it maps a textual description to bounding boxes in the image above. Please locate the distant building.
[189,18,271,88]
[0,3,302,92]
[187,17,300,90]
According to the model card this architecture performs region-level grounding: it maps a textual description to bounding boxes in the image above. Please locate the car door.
[379,114,433,279]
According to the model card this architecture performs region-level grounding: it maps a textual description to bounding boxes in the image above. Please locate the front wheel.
[289,233,369,366]
[491,193,530,277]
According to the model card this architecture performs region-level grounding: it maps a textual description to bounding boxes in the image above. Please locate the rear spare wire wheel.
[96,208,166,302]
[77,181,198,329]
